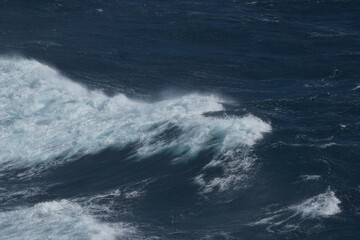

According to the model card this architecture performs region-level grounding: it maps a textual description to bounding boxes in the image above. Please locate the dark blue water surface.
[0,1,360,239]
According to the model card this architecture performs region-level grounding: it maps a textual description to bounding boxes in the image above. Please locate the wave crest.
[0,199,135,240]
[0,57,271,171]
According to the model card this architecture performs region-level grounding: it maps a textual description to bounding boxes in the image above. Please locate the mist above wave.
[0,56,271,171]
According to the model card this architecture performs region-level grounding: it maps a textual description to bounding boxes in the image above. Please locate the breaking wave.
[250,189,341,232]
[0,56,271,172]
[289,189,341,219]
[0,200,135,240]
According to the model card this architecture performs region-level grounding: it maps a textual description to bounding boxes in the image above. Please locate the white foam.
[290,190,341,218]
[299,175,321,181]
[249,189,341,231]
[76,181,151,220]
[194,148,255,194]
[352,84,360,91]
[319,142,337,148]
[0,187,43,206]
[0,56,271,171]
[0,200,135,240]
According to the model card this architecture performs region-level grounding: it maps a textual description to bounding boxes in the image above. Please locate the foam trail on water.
[0,57,271,171]
[0,200,135,240]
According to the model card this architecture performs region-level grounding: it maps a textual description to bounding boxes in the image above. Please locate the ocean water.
[0,0,359,239]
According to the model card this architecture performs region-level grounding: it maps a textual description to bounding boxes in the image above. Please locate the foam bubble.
[0,200,135,240]
[0,56,271,171]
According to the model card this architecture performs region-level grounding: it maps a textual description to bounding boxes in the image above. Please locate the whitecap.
[299,175,321,181]
[249,189,341,231]
[289,189,341,218]
[0,200,136,240]
[194,147,255,194]
[0,56,271,173]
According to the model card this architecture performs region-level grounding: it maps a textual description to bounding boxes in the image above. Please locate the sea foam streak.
[0,200,135,240]
[0,57,271,173]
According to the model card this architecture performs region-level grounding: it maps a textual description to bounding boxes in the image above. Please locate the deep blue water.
[0,0,360,239]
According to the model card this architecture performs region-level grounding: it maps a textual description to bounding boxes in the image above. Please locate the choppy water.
[0,1,359,239]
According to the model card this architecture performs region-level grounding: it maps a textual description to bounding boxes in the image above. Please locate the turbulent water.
[0,1,359,239]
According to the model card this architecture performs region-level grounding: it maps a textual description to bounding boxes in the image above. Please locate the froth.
[290,189,341,218]
[250,189,341,231]
[0,200,135,240]
[0,57,271,172]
